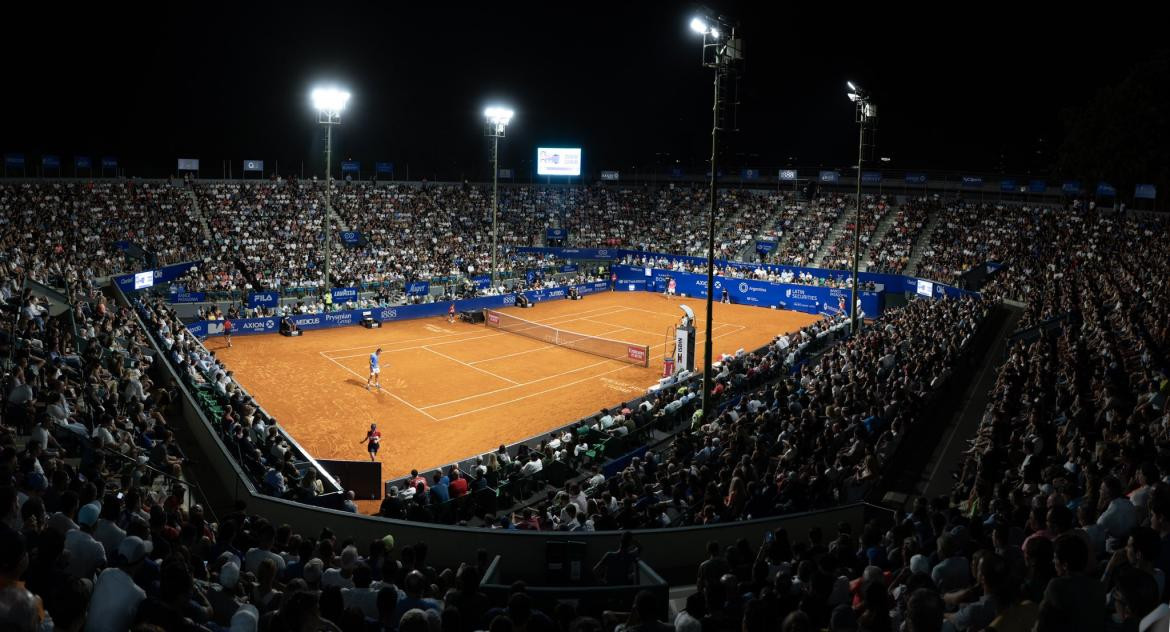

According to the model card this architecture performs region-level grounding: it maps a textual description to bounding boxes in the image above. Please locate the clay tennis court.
[213,292,820,489]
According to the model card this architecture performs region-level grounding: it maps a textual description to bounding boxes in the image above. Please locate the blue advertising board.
[170,291,206,304]
[819,170,840,184]
[961,175,984,188]
[861,171,882,185]
[184,281,613,338]
[905,173,927,185]
[546,228,567,240]
[1135,184,1157,200]
[999,179,1018,192]
[331,287,359,303]
[113,261,200,292]
[340,231,362,245]
[515,247,619,260]
[248,292,279,308]
[405,281,430,296]
[610,265,882,318]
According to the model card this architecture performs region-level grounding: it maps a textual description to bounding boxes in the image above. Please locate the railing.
[99,446,220,525]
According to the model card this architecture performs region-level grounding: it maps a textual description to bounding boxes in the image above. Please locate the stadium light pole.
[846,82,875,335]
[484,106,514,293]
[691,14,740,424]
[312,86,351,298]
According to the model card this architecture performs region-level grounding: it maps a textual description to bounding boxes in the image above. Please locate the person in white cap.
[209,557,243,626]
[85,536,151,632]
[64,502,106,580]
[230,604,259,632]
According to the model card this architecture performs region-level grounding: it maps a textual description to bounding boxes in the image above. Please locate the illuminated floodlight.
[690,17,707,34]
[847,80,858,91]
[484,106,514,127]
[311,87,351,119]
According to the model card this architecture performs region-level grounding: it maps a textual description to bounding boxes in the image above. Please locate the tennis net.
[483,309,650,367]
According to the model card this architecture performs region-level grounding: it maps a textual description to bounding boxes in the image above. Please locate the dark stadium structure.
[2,4,1170,632]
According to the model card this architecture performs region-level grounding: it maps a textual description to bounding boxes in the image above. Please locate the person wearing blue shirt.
[365,348,383,391]
[429,472,450,504]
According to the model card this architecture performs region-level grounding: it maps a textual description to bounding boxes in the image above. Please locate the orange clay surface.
[212,292,820,508]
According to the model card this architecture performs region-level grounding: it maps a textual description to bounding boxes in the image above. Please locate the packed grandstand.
[2,176,1169,632]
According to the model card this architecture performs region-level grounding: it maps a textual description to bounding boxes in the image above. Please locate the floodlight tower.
[689,13,742,425]
[846,81,876,335]
[311,86,351,296]
[484,106,515,292]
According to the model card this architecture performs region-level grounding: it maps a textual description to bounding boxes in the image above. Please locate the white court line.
[327,309,639,359]
[467,326,631,365]
[421,345,520,385]
[419,322,747,411]
[319,305,630,355]
[318,352,438,420]
[433,325,747,422]
[418,357,616,409]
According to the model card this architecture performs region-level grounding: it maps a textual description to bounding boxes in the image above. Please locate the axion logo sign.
[626,346,647,362]
[239,320,268,331]
[379,309,398,320]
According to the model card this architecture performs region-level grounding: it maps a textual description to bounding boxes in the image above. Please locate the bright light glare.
[847,81,857,91]
[847,93,860,102]
[709,27,720,38]
[311,87,351,114]
[483,106,515,126]
[690,17,707,34]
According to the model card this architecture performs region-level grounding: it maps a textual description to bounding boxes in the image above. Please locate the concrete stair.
[809,202,853,264]
[905,209,944,276]
[861,204,902,272]
[185,188,213,241]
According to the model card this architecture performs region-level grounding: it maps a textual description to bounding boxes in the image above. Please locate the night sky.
[3,3,1160,181]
